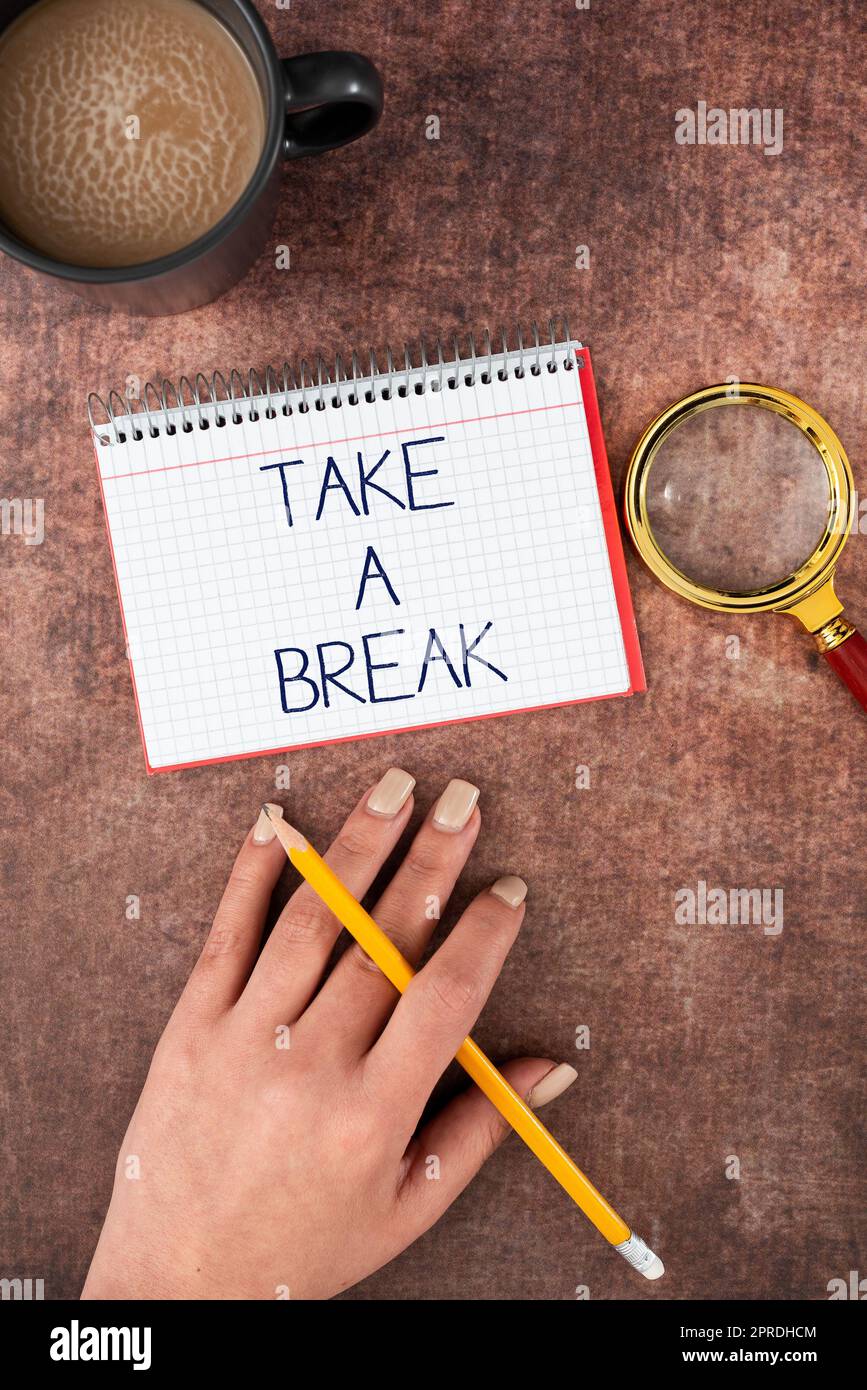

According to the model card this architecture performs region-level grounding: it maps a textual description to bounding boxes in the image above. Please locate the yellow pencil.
[262,806,664,1280]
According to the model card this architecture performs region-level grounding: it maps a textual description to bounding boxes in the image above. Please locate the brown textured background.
[1,0,865,1301]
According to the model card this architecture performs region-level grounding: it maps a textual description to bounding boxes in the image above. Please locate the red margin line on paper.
[99,400,583,482]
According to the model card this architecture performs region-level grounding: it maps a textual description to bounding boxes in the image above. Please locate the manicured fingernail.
[253,803,283,845]
[490,875,528,908]
[528,1063,578,1110]
[367,768,416,818]
[433,778,480,832]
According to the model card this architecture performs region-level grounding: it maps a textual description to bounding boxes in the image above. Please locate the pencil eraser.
[614,1231,665,1280]
[641,1253,665,1280]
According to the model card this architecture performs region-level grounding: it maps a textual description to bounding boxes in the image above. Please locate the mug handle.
[280,52,383,159]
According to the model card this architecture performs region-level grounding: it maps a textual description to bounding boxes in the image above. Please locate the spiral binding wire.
[88,317,581,445]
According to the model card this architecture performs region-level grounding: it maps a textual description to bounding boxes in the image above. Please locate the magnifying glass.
[624,384,867,711]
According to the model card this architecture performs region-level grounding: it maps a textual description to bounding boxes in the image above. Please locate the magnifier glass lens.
[644,405,832,592]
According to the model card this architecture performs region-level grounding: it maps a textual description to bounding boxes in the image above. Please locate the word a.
[675,102,783,157]
[50,1320,152,1371]
[674,880,783,936]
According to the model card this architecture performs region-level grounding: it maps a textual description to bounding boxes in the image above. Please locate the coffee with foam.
[0,0,266,267]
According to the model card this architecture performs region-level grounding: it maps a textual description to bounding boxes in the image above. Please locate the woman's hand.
[82,771,576,1300]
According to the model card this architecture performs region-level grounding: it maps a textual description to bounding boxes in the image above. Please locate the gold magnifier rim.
[624,383,854,614]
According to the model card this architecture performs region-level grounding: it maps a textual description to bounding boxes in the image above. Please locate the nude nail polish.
[367,768,416,818]
[253,803,283,845]
[490,875,528,908]
[528,1063,578,1110]
[432,778,480,832]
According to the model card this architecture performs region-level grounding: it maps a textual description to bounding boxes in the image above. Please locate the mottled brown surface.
[1,0,865,1302]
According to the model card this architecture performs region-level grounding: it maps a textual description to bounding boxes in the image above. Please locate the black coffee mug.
[0,0,383,314]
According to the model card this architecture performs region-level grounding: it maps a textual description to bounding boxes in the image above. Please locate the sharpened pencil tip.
[258,806,309,855]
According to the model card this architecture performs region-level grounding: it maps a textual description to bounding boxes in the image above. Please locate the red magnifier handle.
[823,628,867,711]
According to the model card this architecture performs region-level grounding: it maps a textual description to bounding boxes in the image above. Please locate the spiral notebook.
[89,329,644,773]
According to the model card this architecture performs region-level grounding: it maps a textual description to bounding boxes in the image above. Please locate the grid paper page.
[94,346,640,771]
